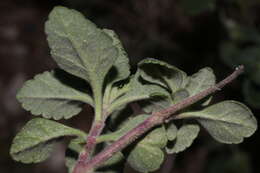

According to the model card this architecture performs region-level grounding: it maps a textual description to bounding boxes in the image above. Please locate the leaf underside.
[17,70,92,120]
[179,101,257,144]
[10,118,86,163]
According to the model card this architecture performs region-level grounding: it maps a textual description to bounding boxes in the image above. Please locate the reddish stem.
[72,120,105,173]
[74,65,244,173]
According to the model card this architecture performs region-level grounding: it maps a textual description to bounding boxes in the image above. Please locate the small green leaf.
[17,70,93,120]
[108,72,168,113]
[179,101,257,144]
[243,80,260,108]
[139,58,188,93]
[127,144,164,173]
[45,6,118,91]
[142,96,172,113]
[10,118,86,163]
[186,67,216,96]
[172,89,190,104]
[166,123,178,141]
[103,29,130,84]
[127,127,167,173]
[166,124,200,154]
[99,114,149,142]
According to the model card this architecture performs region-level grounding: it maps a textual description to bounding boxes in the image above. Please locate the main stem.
[75,66,244,173]
[73,85,105,173]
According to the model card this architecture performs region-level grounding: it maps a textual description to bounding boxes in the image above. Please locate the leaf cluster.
[10,6,257,173]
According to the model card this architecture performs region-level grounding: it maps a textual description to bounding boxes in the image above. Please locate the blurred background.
[0,0,259,173]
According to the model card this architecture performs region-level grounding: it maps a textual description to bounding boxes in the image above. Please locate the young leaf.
[138,58,188,93]
[98,114,149,142]
[166,124,200,154]
[178,101,257,144]
[108,72,168,113]
[127,127,167,173]
[10,118,86,164]
[166,123,178,141]
[17,71,93,120]
[127,145,164,173]
[186,67,216,96]
[45,6,118,90]
[142,89,189,114]
[103,29,130,84]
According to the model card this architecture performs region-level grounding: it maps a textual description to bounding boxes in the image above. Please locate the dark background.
[0,0,259,173]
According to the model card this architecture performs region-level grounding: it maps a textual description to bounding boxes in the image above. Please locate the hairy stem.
[75,65,244,173]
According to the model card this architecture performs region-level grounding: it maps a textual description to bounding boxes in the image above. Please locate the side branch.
[78,65,244,173]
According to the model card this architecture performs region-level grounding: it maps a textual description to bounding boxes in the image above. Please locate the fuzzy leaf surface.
[179,101,257,144]
[103,29,130,84]
[138,58,188,93]
[166,123,178,141]
[127,127,167,173]
[108,73,168,113]
[10,118,86,163]
[17,71,92,120]
[45,6,118,89]
[186,67,216,96]
[166,124,200,154]
[99,114,149,142]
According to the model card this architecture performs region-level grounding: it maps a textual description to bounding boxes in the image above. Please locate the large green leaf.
[178,101,257,144]
[17,70,93,120]
[45,6,118,90]
[127,127,167,173]
[138,58,188,93]
[10,118,86,164]
[166,124,200,154]
[108,72,168,113]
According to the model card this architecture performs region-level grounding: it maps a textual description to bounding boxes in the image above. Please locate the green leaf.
[127,145,164,173]
[10,118,86,164]
[172,89,190,104]
[186,67,216,96]
[243,80,260,108]
[45,6,118,90]
[142,89,189,114]
[17,70,93,120]
[142,96,172,113]
[98,114,149,142]
[166,123,178,141]
[108,72,168,113]
[179,101,257,144]
[166,124,200,154]
[138,58,188,93]
[103,29,130,84]
[127,127,167,173]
